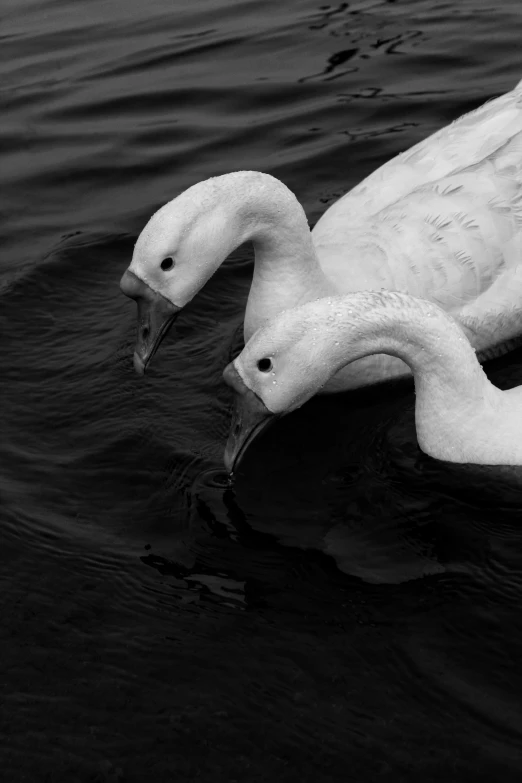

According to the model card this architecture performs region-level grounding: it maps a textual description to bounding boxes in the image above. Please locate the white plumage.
[125,78,522,391]
[231,291,522,466]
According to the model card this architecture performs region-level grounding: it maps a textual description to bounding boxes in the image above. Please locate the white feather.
[126,78,522,391]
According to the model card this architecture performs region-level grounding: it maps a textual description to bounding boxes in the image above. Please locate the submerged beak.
[223,362,278,473]
[120,269,181,375]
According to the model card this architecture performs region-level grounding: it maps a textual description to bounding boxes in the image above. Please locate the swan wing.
[313,78,522,242]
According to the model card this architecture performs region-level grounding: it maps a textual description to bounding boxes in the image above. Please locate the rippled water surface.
[3,0,522,780]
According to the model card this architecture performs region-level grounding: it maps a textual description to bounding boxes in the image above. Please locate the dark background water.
[3,0,522,780]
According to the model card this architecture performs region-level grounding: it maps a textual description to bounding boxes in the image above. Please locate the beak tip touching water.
[120,272,278,464]
[222,362,277,473]
[133,352,146,376]
[223,447,236,475]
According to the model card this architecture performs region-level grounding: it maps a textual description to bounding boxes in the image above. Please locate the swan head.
[222,304,334,472]
[120,178,246,373]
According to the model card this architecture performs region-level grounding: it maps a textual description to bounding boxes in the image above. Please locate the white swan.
[222,291,522,471]
[121,79,522,389]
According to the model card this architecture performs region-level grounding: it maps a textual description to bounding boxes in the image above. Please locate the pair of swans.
[120,78,522,468]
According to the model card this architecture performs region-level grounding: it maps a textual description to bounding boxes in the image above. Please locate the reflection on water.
[2,0,522,780]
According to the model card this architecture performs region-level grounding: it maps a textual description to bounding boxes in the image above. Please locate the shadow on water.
[3,209,522,783]
[1,179,522,783]
[3,0,522,777]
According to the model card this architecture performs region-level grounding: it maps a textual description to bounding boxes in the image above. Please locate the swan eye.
[257,358,272,372]
[160,257,174,271]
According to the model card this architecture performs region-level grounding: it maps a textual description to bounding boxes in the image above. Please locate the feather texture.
[125,78,522,391]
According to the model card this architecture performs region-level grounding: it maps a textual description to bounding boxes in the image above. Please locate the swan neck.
[234,174,315,258]
[323,293,492,403]
[228,173,330,338]
[306,292,507,460]
[284,291,507,460]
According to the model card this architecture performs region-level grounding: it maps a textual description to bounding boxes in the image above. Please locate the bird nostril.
[234,423,241,437]
[142,327,150,341]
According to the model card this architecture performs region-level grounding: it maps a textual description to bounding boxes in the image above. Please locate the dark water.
[3,0,522,780]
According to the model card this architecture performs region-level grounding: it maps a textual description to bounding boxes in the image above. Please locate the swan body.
[225,291,522,468]
[121,79,522,390]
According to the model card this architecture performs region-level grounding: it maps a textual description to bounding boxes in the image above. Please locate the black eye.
[160,257,174,271]
[257,357,272,372]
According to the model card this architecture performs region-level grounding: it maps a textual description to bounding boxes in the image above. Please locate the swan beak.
[120,269,181,375]
[223,362,277,473]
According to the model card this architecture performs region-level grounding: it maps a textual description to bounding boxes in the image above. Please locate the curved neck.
[207,172,332,339]
[308,292,504,460]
